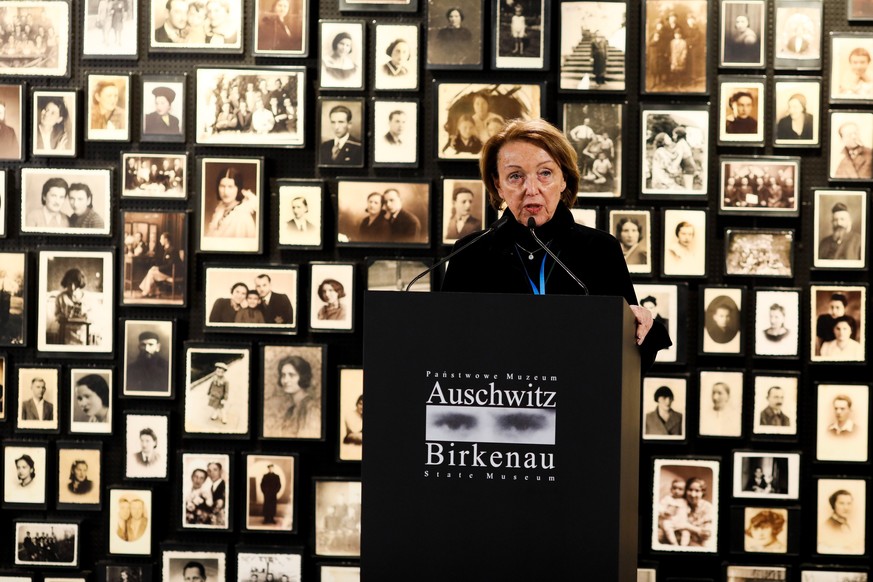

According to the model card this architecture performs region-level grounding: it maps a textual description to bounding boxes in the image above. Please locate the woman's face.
[834,321,853,341]
[274,0,289,18]
[231,284,248,306]
[620,222,640,246]
[130,501,144,519]
[828,300,846,318]
[366,195,383,216]
[322,283,339,305]
[473,96,489,117]
[711,385,728,410]
[40,102,62,128]
[769,309,785,329]
[787,98,804,118]
[73,462,87,482]
[495,141,567,228]
[453,193,473,217]
[16,460,30,481]
[335,37,352,56]
[686,481,703,506]
[448,9,462,28]
[735,15,749,31]
[75,384,105,419]
[457,119,474,139]
[218,176,239,204]
[207,1,228,26]
[751,524,773,543]
[119,501,130,520]
[280,363,301,394]
[390,41,409,65]
[140,434,156,453]
[96,85,119,112]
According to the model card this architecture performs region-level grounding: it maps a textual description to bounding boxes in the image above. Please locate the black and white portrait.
[310,263,354,332]
[811,285,866,362]
[441,179,486,245]
[337,180,430,246]
[141,76,185,142]
[15,368,58,432]
[374,23,418,90]
[0,252,26,346]
[101,565,149,582]
[319,20,364,90]
[181,453,231,530]
[725,229,794,277]
[245,454,296,531]
[338,368,363,461]
[123,320,173,397]
[719,158,800,215]
[634,284,679,363]
[773,78,820,147]
[204,267,297,331]
[752,375,798,436]
[559,1,626,91]
[651,458,719,553]
[83,0,137,57]
[373,100,418,166]
[122,211,188,306]
[108,489,151,555]
[315,479,362,557]
[125,412,169,478]
[87,74,129,141]
[21,168,111,235]
[122,153,187,199]
[641,106,708,197]
[720,0,765,67]
[184,346,250,435]
[14,521,78,567]
[817,384,869,462]
[718,78,765,145]
[0,2,70,77]
[643,0,708,94]
[564,102,623,198]
[774,0,822,69]
[830,111,873,181]
[253,0,307,57]
[198,157,262,253]
[150,0,242,51]
[642,377,686,441]
[701,287,743,354]
[31,90,75,157]
[813,190,866,269]
[317,98,364,167]
[744,507,789,553]
[3,444,46,505]
[57,446,101,507]
[0,84,22,161]
[278,181,322,248]
[830,34,873,102]
[493,0,546,69]
[261,344,324,440]
[608,209,651,274]
[426,0,482,68]
[754,289,800,357]
[816,478,866,555]
[733,451,800,499]
[237,551,302,582]
[662,209,706,276]
[367,259,431,292]
[697,370,743,438]
[69,368,112,434]
[162,551,226,582]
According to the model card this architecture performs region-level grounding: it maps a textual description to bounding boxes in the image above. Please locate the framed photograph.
[830,111,873,181]
[57,442,101,508]
[753,288,800,358]
[662,209,706,276]
[811,285,866,362]
[237,549,302,581]
[642,376,686,441]
[317,97,364,167]
[204,266,297,332]
[640,105,708,198]
[799,570,870,581]
[559,1,626,91]
[830,33,873,102]
[492,0,548,69]
[3,443,47,506]
[635,283,681,364]
[122,211,188,306]
[141,75,184,142]
[373,99,418,166]
[319,20,364,90]
[277,180,322,249]
[338,367,363,462]
[244,453,297,532]
[162,550,226,582]
[86,74,129,141]
[851,0,873,20]
[701,286,744,355]
[741,507,791,553]
[0,170,5,236]
[150,0,242,52]
[314,478,362,557]
[773,77,821,147]
[718,76,766,145]
[310,263,354,333]
[719,0,766,67]
[108,489,151,555]
[726,567,787,581]
[0,252,26,346]
[21,168,111,235]
[320,565,360,581]
[125,412,170,479]
[367,258,431,292]
[813,189,867,269]
[14,520,78,567]
[733,451,801,499]
[608,209,652,274]
[198,157,263,253]
[180,452,231,530]
[725,228,794,277]
[122,152,187,199]
[774,0,822,69]
[83,0,136,57]
[0,356,5,420]
[31,89,75,157]
[195,67,306,147]
[184,345,250,436]
[441,178,486,245]
[698,370,743,438]
[651,458,719,552]
[0,1,69,77]
[816,478,866,555]
[751,374,798,436]
[642,0,708,94]
[719,157,800,216]
[436,82,541,160]
[261,344,325,440]
[336,180,431,247]
[0,85,23,162]
[37,250,113,353]
[426,0,482,69]
[816,384,869,462]
[122,320,173,398]
[253,0,308,56]
[562,102,623,198]
[16,367,59,432]
[571,207,598,228]
[374,23,419,91]
[69,368,112,433]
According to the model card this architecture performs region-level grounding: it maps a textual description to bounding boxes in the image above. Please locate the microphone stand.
[526,217,589,295]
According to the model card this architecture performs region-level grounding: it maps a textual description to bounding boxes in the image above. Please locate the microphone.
[404,213,510,292]
[527,217,589,295]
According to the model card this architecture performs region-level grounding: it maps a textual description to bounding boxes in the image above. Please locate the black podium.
[361,291,641,581]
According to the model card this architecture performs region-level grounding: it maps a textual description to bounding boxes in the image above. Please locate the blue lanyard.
[524,254,547,295]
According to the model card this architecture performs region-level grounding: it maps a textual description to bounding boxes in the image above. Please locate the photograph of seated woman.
[744,509,787,553]
[776,93,814,141]
[645,385,683,436]
[657,476,714,548]
[276,355,320,438]
[440,118,671,369]
[54,268,91,345]
[316,279,346,321]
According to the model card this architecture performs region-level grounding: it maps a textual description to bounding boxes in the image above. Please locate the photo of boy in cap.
[207,362,229,424]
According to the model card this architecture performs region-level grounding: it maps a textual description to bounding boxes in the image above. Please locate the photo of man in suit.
[255,274,293,324]
[383,188,421,242]
[125,330,171,394]
[0,99,21,159]
[20,377,54,421]
[819,202,863,261]
[834,122,873,179]
[319,105,362,166]
[285,196,316,237]
[153,0,190,44]
[143,86,181,136]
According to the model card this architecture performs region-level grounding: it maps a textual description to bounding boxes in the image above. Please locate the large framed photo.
[753,288,801,358]
[125,412,170,479]
[253,0,308,57]
[150,0,242,52]
[37,250,113,354]
[662,209,706,277]
[122,211,188,306]
[374,23,419,91]
[492,0,548,70]
[830,33,873,103]
[640,105,708,198]
[21,168,111,235]
[277,180,323,249]
[811,284,866,363]
[195,67,306,147]
[87,74,130,141]
[718,76,766,145]
[0,252,26,347]
[244,453,297,532]
[733,451,801,499]
[31,89,76,157]
[204,266,297,332]
[367,257,432,292]
[14,520,79,567]
[813,189,867,269]
[426,0,482,69]
[122,152,187,199]
[773,77,821,147]
[57,442,101,509]
[319,20,365,90]
[123,320,173,398]
[0,84,23,161]
[314,478,362,557]
[15,367,59,432]
[816,384,869,462]
[372,99,418,167]
[309,262,354,333]
[3,443,47,506]
[608,209,652,274]
[260,344,325,440]
[642,376,686,441]
[816,478,867,555]
[141,75,184,142]
[237,550,302,582]
[829,111,873,181]
[180,452,232,530]
[108,488,151,555]
[719,157,800,216]
[635,283,682,364]
[751,374,799,437]
[698,370,743,437]
[642,0,708,94]
[69,368,112,433]
[338,367,363,462]
[162,550,226,582]
[774,0,823,70]
[651,458,719,553]
[725,228,794,277]
[184,344,251,436]
[83,0,137,58]
[336,180,430,247]
[441,178,486,245]
[701,286,744,355]
[0,1,70,77]
[198,157,262,253]
[559,1,626,92]
[435,82,541,161]
[562,102,623,198]
[720,0,766,67]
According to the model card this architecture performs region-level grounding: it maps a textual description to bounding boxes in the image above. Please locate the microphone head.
[527,217,537,230]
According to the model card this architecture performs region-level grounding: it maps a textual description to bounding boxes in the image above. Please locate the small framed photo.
[562,102,623,198]
[811,284,866,363]
[204,266,297,332]
[195,67,306,147]
[651,458,719,552]
[813,189,867,269]
[314,478,362,557]
[492,0,548,70]
[816,478,867,555]
[642,0,708,94]
[341,0,417,10]
[69,368,112,433]
[662,209,706,277]
[338,367,363,462]
[426,0,482,69]
[162,550,226,582]
[123,320,173,398]
[244,453,298,532]
[701,286,745,355]
[719,0,766,67]
[799,570,870,581]
[184,345,251,436]
[37,250,114,353]
[719,157,800,216]
[608,209,652,274]
[374,23,419,91]
[3,443,47,506]
[718,76,766,145]
[150,0,242,52]
[277,180,323,249]
[253,0,309,56]
[830,33,873,103]
[83,0,137,58]
[237,549,303,581]
[726,566,787,581]
[141,75,185,142]
[108,489,152,555]
[0,252,26,346]
[774,0,823,70]
[317,97,364,167]
[0,1,70,77]
[435,82,541,160]
[31,89,76,157]
[198,157,263,253]
[741,507,791,553]
[260,344,325,440]
[180,452,232,530]
[373,100,418,166]
[14,520,79,567]
[87,74,129,141]
[640,104,708,198]
[320,565,360,581]
[753,288,801,358]
[642,376,686,440]
[571,207,598,229]
[733,451,801,499]
[0,84,23,161]
[21,168,112,235]
[16,367,59,432]
[752,374,799,436]
[319,20,365,90]
[57,442,101,508]
[725,228,794,277]
[773,77,821,147]
[336,180,431,246]
[122,152,187,199]
[310,263,355,333]
[816,384,869,462]
[635,283,682,364]
[829,111,873,181]
[441,178,486,245]
[121,211,188,306]
[125,412,170,479]
[559,1,626,91]
[698,370,744,438]
[367,258,432,292]
[851,0,873,20]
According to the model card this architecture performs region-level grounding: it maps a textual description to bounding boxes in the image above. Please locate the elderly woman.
[820,316,864,360]
[75,373,110,423]
[205,167,257,239]
[277,355,320,437]
[441,118,670,369]
[776,93,813,140]
[745,509,787,553]
[644,385,683,436]
[323,31,357,81]
[316,279,347,321]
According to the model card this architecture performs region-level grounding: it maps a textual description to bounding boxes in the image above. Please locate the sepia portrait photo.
[720,157,800,216]
[253,0,308,57]
[3,443,47,505]
[718,77,766,145]
[20,168,111,235]
[817,384,869,462]
[184,345,250,436]
[57,444,101,508]
[123,319,173,397]
[245,453,296,531]
[830,33,873,103]
[108,489,151,555]
[320,565,360,582]
[122,211,188,306]
[662,209,706,276]
[744,507,789,553]
[720,0,766,67]
[493,0,547,70]
[317,97,364,167]
[125,412,169,479]
[725,229,794,277]
[608,209,651,274]
[811,285,866,362]
[829,111,873,181]
[441,178,486,245]
[816,478,866,555]
[798,570,868,582]
[642,376,686,441]
[733,451,800,499]
[0,1,70,77]
[237,551,302,582]
[180,452,231,530]
[16,367,59,432]
[162,550,225,582]
[69,368,112,434]
[754,289,800,357]
[774,0,822,69]
[31,89,76,157]
[635,283,679,363]
[141,75,185,142]
[122,152,187,199]
[277,180,322,248]
[87,74,129,141]
[198,157,262,253]
[752,375,798,436]
[367,258,431,292]
[0,252,26,346]
[642,0,708,94]
[150,0,242,52]
[315,479,362,557]
[426,0,482,69]
[204,266,297,332]
[698,370,743,438]
[338,367,363,461]
[559,1,626,92]
[0,84,22,161]
[261,344,324,440]
[813,189,866,269]
[310,263,354,333]
[83,0,137,58]
[563,102,623,198]
[651,458,719,553]
[319,20,364,90]
[374,23,418,91]
[571,208,598,228]
[337,180,430,246]
[373,100,418,166]
[701,286,743,355]
[640,105,708,198]
[773,77,820,147]
[14,521,78,567]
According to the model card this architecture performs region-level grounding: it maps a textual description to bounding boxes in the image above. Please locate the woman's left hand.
[629,305,653,346]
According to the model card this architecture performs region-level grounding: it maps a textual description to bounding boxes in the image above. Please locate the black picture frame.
[724,228,795,278]
[491,0,549,70]
[140,74,185,143]
[121,319,174,399]
[812,189,868,270]
[82,0,137,59]
[260,344,326,441]
[640,103,709,199]
[774,0,823,70]
[340,0,417,11]
[815,383,869,462]
[16,366,61,433]
[719,156,801,217]
[0,251,27,347]
[107,487,153,556]
[0,1,70,78]
[751,372,800,438]
[20,168,113,236]
[829,111,873,181]
[753,288,801,359]
[69,367,113,434]
[773,76,821,148]
[124,411,171,479]
[236,547,304,581]
[719,0,766,68]
[312,477,361,557]
[373,22,420,91]
[697,369,744,438]
[179,452,233,531]
[3,441,48,508]
[252,0,309,57]
[829,32,873,104]
[86,73,130,142]
[608,208,653,274]
[561,101,624,199]
[700,285,746,356]
[56,440,102,510]
[336,179,431,248]
[149,0,243,53]
[372,99,419,167]
[366,257,432,292]
[13,519,80,567]
[317,97,365,168]
[810,284,867,364]
[718,75,766,146]
[661,208,707,278]
[121,152,187,199]
[121,210,188,307]
[276,179,324,250]
[634,282,687,365]
[650,457,720,553]
[814,477,867,555]
[425,0,483,70]
[559,1,627,92]
[641,0,709,95]
[0,84,24,162]
[183,343,252,438]
[732,450,801,500]
[203,265,298,334]
[318,20,365,91]
[309,262,355,334]
[31,88,77,158]
[197,156,264,254]
[242,453,299,533]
